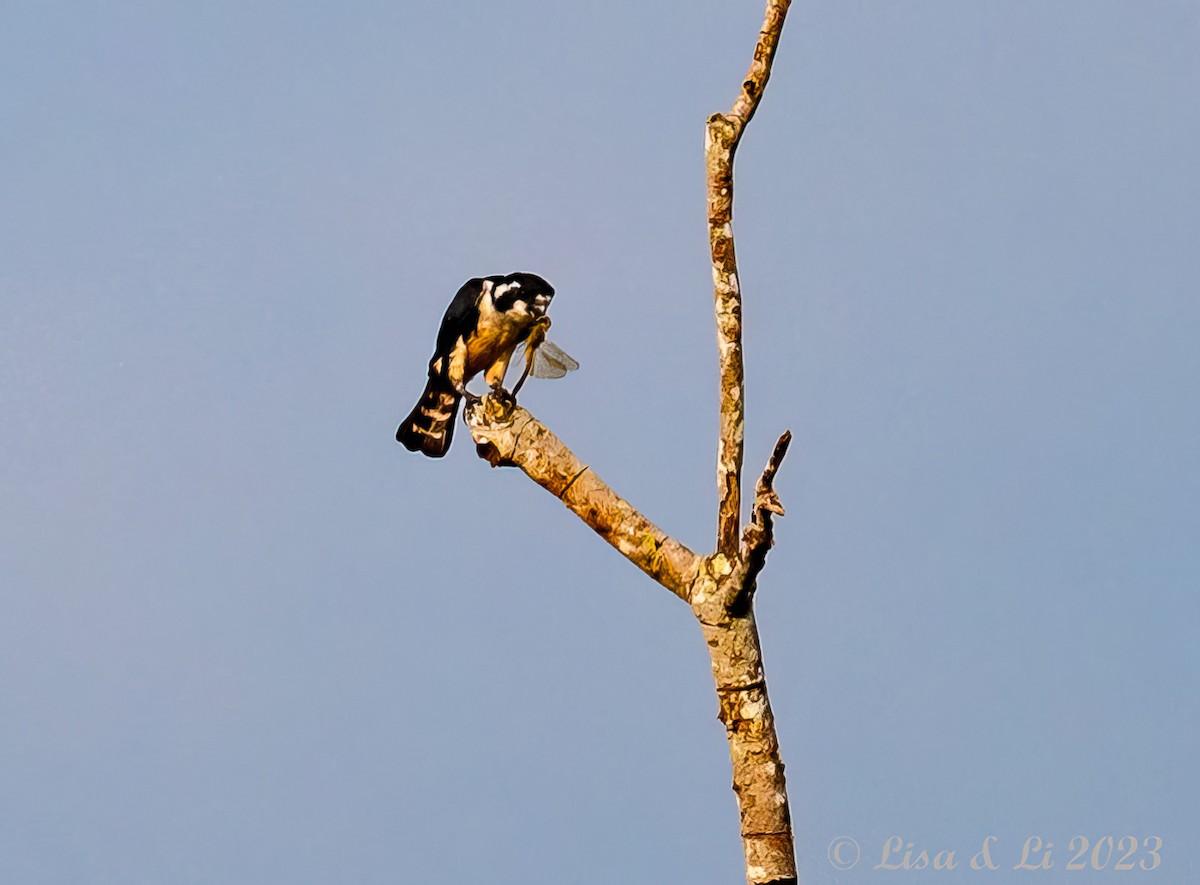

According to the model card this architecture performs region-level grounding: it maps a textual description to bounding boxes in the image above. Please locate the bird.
[396,272,565,457]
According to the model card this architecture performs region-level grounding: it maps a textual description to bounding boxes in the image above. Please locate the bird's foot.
[486,386,517,420]
[490,386,516,408]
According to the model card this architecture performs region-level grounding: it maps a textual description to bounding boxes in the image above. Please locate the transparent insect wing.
[529,340,579,379]
[506,349,530,384]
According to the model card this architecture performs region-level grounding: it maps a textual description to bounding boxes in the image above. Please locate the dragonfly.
[509,316,579,396]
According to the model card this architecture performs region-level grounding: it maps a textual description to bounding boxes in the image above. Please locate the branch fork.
[467,397,795,884]
[467,396,790,614]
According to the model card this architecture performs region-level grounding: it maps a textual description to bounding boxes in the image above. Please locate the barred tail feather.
[396,381,461,458]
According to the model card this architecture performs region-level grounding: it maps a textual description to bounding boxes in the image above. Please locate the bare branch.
[465,396,701,601]
[709,0,793,558]
[708,116,746,559]
[705,4,796,882]
[741,430,792,586]
[704,612,793,885]
[731,0,793,129]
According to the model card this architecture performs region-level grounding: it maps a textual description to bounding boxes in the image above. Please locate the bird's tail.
[396,380,461,458]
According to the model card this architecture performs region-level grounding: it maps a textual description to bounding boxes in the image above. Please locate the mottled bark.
[463,2,797,883]
[711,0,793,559]
[704,2,797,879]
[465,396,700,600]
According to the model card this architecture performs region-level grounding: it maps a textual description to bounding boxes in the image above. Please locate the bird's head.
[492,272,555,318]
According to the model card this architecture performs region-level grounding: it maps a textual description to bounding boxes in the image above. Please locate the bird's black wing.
[431,278,488,365]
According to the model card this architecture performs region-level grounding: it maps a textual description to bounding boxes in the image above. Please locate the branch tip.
[757,429,792,495]
[739,428,793,582]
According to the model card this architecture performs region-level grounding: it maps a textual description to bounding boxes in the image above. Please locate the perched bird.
[396,272,573,457]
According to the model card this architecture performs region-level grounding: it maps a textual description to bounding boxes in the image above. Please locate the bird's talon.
[487,388,517,419]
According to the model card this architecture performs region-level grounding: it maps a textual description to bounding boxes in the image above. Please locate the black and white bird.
[396,272,577,458]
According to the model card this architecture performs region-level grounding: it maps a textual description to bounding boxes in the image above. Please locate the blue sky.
[2,2,1197,883]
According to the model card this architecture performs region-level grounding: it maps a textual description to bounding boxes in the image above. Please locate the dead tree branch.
[703,2,796,880]
[466,397,700,601]
[464,2,796,882]
[710,0,794,559]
